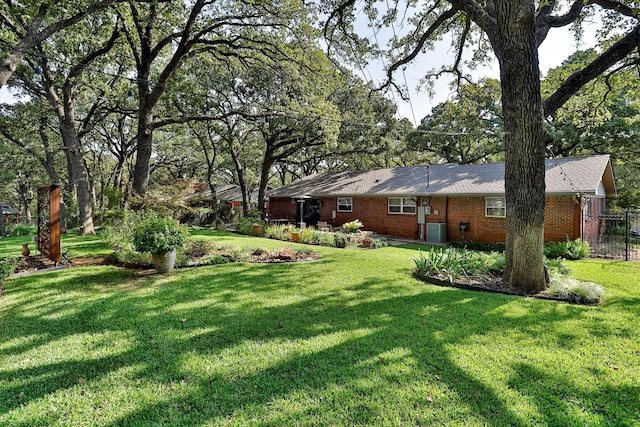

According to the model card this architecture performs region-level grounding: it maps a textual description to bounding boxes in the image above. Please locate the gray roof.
[187,184,265,203]
[268,155,616,198]
[1,201,19,215]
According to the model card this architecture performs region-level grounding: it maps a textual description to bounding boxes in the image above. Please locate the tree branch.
[380,6,460,92]
[543,25,640,117]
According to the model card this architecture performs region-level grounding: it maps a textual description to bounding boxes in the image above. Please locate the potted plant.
[342,219,363,233]
[133,215,188,273]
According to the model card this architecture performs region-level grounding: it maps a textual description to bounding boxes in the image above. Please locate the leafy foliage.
[413,247,505,283]
[0,256,19,287]
[6,225,37,237]
[544,239,591,260]
[236,211,267,235]
[132,215,189,254]
[341,219,363,232]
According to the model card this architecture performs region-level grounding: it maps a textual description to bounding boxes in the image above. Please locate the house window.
[486,197,506,217]
[388,197,417,214]
[337,197,352,212]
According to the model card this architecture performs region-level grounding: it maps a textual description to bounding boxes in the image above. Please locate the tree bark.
[59,100,96,235]
[132,97,154,195]
[490,0,550,293]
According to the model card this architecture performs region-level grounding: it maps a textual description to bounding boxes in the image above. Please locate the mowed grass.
[1,230,639,426]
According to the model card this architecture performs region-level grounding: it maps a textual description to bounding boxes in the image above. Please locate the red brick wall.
[582,197,605,238]
[268,195,582,242]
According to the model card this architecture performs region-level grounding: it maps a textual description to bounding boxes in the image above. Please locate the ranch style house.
[266,155,616,244]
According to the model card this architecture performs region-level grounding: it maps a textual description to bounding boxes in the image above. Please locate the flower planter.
[252,224,263,235]
[290,232,301,243]
[152,248,177,274]
[22,243,30,257]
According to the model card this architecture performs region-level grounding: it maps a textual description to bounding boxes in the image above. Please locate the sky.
[358,16,599,126]
[0,11,598,127]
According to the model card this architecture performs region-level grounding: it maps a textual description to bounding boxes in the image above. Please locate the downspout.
[445,196,449,240]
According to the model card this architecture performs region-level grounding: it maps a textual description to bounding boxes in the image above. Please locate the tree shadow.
[1,261,636,425]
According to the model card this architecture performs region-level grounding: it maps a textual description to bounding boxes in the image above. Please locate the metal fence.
[583,212,640,261]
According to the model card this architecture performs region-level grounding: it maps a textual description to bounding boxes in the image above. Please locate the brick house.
[266,155,616,243]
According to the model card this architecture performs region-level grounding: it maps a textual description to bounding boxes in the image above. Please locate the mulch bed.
[413,272,563,301]
[10,248,319,277]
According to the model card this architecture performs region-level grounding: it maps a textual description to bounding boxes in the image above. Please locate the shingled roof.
[1,201,20,215]
[268,155,616,198]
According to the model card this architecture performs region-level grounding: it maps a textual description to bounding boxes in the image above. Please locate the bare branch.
[380,6,460,92]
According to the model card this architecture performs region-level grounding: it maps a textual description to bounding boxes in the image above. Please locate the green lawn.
[1,231,639,426]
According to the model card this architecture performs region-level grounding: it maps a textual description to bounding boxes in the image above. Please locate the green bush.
[8,225,37,237]
[342,219,363,233]
[413,247,505,282]
[369,239,388,249]
[300,229,325,245]
[181,239,217,259]
[0,256,19,287]
[544,239,590,260]
[264,224,289,241]
[133,215,189,254]
[236,211,266,235]
[199,254,231,265]
[94,209,126,226]
[449,241,506,252]
[102,210,149,254]
[320,232,336,247]
[333,232,349,248]
[545,257,571,276]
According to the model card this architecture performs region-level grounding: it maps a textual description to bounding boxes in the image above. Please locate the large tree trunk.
[229,139,251,216]
[132,99,154,195]
[492,1,550,293]
[59,124,95,235]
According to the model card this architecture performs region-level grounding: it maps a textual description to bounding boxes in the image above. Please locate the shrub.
[0,256,19,288]
[342,219,363,233]
[320,232,335,247]
[94,209,126,226]
[333,232,349,248]
[414,247,505,282]
[369,239,388,249]
[200,254,231,265]
[181,239,217,259]
[546,277,605,304]
[8,225,37,237]
[545,257,571,276]
[107,250,152,267]
[449,241,506,252]
[264,224,289,241]
[300,228,325,245]
[102,210,149,256]
[133,215,189,254]
[236,211,266,235]
[544,239,590,260]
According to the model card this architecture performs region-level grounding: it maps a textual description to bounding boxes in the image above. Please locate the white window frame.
[388,197,417,215]
[337,197,353,212]
[485,197,506,218]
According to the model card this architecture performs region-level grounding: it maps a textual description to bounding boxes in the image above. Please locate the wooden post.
[49,186,61,262]
[37,185,61,263]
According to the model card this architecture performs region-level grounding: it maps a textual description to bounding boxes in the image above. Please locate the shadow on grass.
[1,259,637,426]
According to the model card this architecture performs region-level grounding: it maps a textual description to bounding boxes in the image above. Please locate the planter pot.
[253,224,263,235]
[291,232,301,243]
[362,239,371,248]
[152,248,177,274]
[22,243,30,257]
